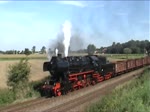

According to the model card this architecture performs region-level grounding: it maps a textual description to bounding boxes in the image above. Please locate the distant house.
[102,48,107,54]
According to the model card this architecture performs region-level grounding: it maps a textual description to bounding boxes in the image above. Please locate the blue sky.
[0,1,149,51]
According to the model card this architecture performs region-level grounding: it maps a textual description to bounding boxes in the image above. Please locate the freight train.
[40,54,150,97]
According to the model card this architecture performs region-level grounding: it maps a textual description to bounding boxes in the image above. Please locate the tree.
[0,50,4,54]
[5,50,14,54]
[145,41,150,55]
[147,50,150,56]
[116,43,123,54]
[32,46,36,54]
[17,51,20,54]
[20,50,24,54]
[24,48,31,56]
[41,46,46,54]
[87,44,96,55]
[131,47,141,54]
[123,48,132,59]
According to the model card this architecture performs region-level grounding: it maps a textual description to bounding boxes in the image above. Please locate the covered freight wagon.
[142,57,147,66]
[114,61,127,74]
[135,58,143,68]
[126,59,136,71]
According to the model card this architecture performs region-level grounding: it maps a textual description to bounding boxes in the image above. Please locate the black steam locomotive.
[41,54,115,97]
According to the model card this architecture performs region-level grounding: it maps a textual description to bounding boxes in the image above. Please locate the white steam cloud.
[55,48,58,56]
[62,20,72,57]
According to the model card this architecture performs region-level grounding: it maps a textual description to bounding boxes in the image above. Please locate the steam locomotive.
[40,54,150,97]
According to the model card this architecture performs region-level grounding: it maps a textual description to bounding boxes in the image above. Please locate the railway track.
[0,67,146,112]
[0,97,49,112]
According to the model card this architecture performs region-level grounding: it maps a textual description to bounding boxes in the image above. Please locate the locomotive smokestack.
[57,53,62,58]
[62,20,72,57]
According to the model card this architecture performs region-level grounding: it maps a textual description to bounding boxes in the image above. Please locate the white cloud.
[57,1,87,8]
[88,4,104,8]
[57,1,105,8]
[0,0,9,4]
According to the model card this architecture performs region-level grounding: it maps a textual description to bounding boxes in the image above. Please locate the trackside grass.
[0,84,40,107]
[86,68,150,112]
[0,89,15,107]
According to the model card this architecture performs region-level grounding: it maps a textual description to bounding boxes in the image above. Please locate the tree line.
[87,40,150,55]
[0,46,46,55]
[0,40,149,56]
[100,40,150,55]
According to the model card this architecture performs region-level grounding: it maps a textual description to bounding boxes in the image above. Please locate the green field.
[103,54,145,59]
[86,68,150,112]
[0,53,145,61]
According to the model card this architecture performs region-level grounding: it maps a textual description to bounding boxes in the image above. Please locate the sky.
[0,0,149,51]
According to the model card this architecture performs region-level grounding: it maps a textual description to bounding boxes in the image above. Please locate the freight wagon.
[126,59,136,71]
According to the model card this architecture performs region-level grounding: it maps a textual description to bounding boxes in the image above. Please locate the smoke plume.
[62,20,72,57]
[70,27,85,51]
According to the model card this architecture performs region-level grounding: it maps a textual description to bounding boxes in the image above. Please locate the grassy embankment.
[86,67,150,112]
[0,83,41,107]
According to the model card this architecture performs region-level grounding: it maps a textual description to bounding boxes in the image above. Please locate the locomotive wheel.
[56,89,61,96]
[87,80,91,87]
[81,80,86,88]
[71,87,75,92]
[47,90,52,97]
[82,83,85,88]
[62,89,67,95]
[92,80,96,85]
[57,91,61,96]
[86,82,90,87]
[54,89,61,97]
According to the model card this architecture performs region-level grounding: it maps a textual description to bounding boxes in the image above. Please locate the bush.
[7,58,30,89]
[0,58,41,107]
[7,58,38,99]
